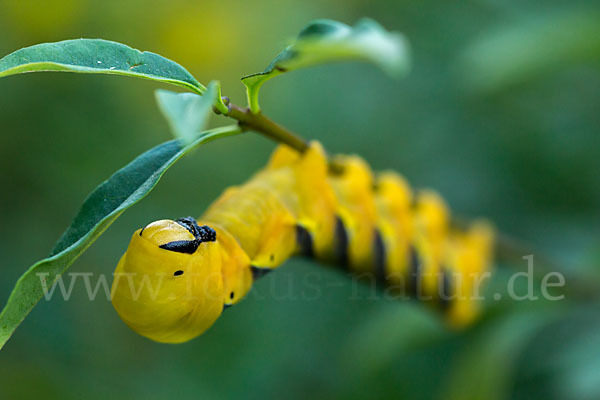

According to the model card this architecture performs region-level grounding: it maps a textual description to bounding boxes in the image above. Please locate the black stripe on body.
[159,218,217,254]
[439,268,452,311]
[334,216,349,267]
[407,245,421,296]
[159,240,200,254]
[296,225,314,258]
[251,265,273,280]
[373,229,386,283]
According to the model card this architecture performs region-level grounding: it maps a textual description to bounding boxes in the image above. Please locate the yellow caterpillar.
[111,142,494,343]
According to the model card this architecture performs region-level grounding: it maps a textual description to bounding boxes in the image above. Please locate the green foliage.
[0,125,241,350]
[0,39,206,94]
[241,18,410,113]
[155,81,219,144]
[0,17,409,349]
[341,303,445,377]
[511,307,600,399]
[0,2,598,399]
[441,311,557,400]
[0,36,237,348]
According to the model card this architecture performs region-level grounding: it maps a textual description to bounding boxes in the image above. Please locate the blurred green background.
[1,0,599,399]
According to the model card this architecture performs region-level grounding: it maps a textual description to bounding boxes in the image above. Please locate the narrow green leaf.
[155,81,218,145]
[340,304,444,378]
[0,125,242,350]
[441,311,557,400]
[0,39,205,94]
[241,18,411,113]
[213,81,229,115]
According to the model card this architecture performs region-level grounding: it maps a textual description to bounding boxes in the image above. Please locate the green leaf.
[156,81,219,145]
[440,310,558,400]
[340,303,444,379]
[511,307,600,400]
[0,125,242,350]
[241,18,411,113]
[0,39,205,94]
[213,81,229,115]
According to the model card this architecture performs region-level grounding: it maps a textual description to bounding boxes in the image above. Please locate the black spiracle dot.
[173,270,184,276]
[230,292,235,299]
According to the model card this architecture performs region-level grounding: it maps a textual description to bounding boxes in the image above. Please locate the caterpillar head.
[111,217,225,343]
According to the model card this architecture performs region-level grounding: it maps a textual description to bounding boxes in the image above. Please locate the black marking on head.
[197,225,217,242]
[373,229,386,283]
[173,270,184,276]
[439,268,452,311]
[295,225,314,258]
[334,216,349,268]
[407,245,421,296]
[230,291,235,299]
[139,226,146,237]
[176,216,201,236]
[160,240,200,254]
[159,218,216,254]
[251,265,273,280]
[175,217,217,242]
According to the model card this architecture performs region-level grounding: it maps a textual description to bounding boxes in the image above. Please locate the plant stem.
[225,103,309,153]
[487,227,600,300]
[221,101,344,173]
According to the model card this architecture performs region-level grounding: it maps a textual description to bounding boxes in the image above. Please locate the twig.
[218,100,344,174]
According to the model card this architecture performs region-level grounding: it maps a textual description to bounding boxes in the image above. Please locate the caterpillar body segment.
[111,142,494,343]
